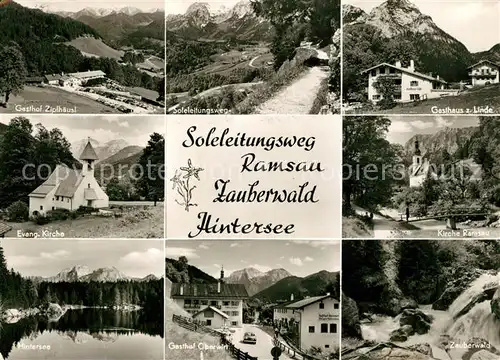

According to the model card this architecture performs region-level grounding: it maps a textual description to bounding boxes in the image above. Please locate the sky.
[166,0,242,15]
[0,239,164,278]
[18,0,164,12]
[0,115,165,147]
[386,116,480,144]
[346,0,500,52]
[165,240,341,278]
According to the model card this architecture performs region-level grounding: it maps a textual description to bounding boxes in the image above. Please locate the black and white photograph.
[166,0,340,115]
[342,239,500,360]
[342,116,500,238]
[165,240,340,360]
[0,0,165,115]
[342,0,500,115]
[0,239,164,360]
[0,115,164,239]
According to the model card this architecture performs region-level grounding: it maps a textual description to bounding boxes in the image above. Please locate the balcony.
[468,72,497,77]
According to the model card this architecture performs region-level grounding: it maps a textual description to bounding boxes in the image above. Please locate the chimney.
[217,281,221,294]
[290,293,294,301]
[395,60,402,68]
[180,284,184,296]
[409,60,415,71]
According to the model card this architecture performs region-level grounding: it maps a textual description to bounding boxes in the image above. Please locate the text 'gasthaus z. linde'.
[181,126,325,238]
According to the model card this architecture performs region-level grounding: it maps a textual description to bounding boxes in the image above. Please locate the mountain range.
[166,1,273,42]
[34,6,161,18]
[343,0,500,83]
[71,138,143,164]
[225,267,292,296]
[28,265,159,283]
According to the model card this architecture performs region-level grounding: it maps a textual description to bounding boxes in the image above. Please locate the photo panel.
[0,115,165,239]
[342,0,500,115]
[166,0,340,115]
[342,115,500,239]
[342,239,500,360]
[165,239,340,360]
[166,115,342,239]
[0,238,164,360]
[0,0,165,115]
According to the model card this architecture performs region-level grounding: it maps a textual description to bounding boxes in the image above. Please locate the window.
[210,301,217,306]
[67,198,69,203]
[371,70,376,77]
[40,206,43,210]
[394,94,402,100]
[88,184,91,188]
[319,302,325,309]
[52,207,55,210]
[334,303,339,309]
[325,345,330,348]
[201,300,208,306]
[231,311,239,316]
[330,324,338,333]
[389,67,395,74]
[410,80,419,87]
[231,321,237,326]
[321,324,328,333]
[204,310,214,318]
[410,94,421,101]
[309,326,315,333]
[206,320,212,326]
[55,196,59,200]
[372,95,380,100]
[223,301,230,306]
[185,299,191,305]
[231,301,239,306]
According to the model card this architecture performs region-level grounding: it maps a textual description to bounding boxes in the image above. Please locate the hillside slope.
[165,257,217,284]
[65,37,124,59]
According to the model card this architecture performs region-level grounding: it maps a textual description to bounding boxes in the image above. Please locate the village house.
[468,60,500,86]
[44,70,106,87]
[362,60,455,103]
[28,140,109,216]
[273,294,340,352]
[170,268,249,328]
[68,70,106,86]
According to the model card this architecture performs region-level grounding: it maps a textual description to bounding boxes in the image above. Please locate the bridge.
[398,212,491,230]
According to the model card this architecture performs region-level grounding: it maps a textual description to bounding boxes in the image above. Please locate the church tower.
[220,266,225,283]
[79,138,99,178]
[412,138,422,169]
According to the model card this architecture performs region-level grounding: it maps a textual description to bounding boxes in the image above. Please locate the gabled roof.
[69,70,106,79]
[29,165,81,198]
[0,222,12,236]
[171,283,249,299]
[80,141,99,161]
[45,74,62,81]
[193,306,229,319]
[467,59,500,70]
[362,63,447,84]
[285,295,336,309]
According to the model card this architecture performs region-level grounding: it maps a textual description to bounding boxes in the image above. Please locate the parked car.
[243,332,257,344]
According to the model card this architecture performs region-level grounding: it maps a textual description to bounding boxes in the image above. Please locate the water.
[0,309,163,360]
[360,272,500,359]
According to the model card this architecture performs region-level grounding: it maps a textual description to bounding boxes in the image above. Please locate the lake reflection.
[0,309,163,360]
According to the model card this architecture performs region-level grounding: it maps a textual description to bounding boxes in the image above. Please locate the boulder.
[341,342,436,360]
[399,309,433,335]
[407,343,433,357]
[433,268,486,311]
[400,298,418,310]
[389,325,413,342]
[470,350,499,360]
[342,292,363,338]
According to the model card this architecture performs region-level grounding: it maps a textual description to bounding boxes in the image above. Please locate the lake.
[0,309,163,360]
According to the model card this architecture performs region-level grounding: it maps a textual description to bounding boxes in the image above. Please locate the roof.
[362,63,447,84]
[29,165,81,198]
[285,295,334,309]
[193,306,229,319]
[69,70,106,79]
[467,59,500,69]
[79,141,99,161]
[25,77,45,82]
[45,74,62,81]
[84,188,98,200]
[273,300,297,310]
[171,283,249,299]
[0,222,12,236]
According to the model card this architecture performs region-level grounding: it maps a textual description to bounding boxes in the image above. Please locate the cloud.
[230,243,241,248]
[198,244,209,249]
[290,240,339,247]
[247,264,272,273]
[165,247,199,259]
[435,116,453,128]
[289,257,303,266]
[40,250,70,259]
[304,256,314,262]
[119,248,163,277]
[279,256,285,260]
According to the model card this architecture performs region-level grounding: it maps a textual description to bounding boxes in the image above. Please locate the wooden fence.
[274,335,324,360]
[172,314,258,360]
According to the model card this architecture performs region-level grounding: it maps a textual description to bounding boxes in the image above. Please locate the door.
[87,200,92,207]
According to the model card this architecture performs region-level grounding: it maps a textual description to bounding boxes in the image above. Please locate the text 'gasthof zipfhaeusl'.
[182,126,325,238]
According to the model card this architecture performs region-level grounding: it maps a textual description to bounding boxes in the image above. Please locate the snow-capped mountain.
[80,267,129,282]
[28,266,159,283]
[51,265,91,282]
[71,138,129,162]
[166,0,271,41]
[31,4,159,18]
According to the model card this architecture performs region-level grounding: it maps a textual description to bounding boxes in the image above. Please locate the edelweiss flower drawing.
[171,159,204,212]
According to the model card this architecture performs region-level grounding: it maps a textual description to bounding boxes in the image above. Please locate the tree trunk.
[153,197,157,207]
[5,92,10,104]
[446,217,457,230]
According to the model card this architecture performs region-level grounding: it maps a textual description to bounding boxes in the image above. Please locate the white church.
[409,138,437,188]
[29,140,109,216]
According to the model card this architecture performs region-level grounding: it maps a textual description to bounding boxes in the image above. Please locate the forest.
[0,245,163,312]
[0,2,161,92]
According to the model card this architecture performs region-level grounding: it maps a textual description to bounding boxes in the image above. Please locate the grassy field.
[5,204,164,238]
[348,83,500,114]
[65,37,125,60]
[0,86,120,114]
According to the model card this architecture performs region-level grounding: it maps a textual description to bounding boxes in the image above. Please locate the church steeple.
[79,138,98,176]
[412,138,422,169]
[220,266,224,283]
[414,138,421,156]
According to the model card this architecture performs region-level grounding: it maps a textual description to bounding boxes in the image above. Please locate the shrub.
[77,206,95,215]
[6,200,29,222]
[47,208,71,221]
[34,215,50,225]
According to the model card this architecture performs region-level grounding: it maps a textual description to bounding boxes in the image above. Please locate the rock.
[342,342,436,360]
[407,343,433,356]
[433,268,486,311]
[342,292,363,338]
[470,350,499,360]
[399,309,433,335]
[400,298,418,310]
[389,325,413,342]
[491,287,500,320]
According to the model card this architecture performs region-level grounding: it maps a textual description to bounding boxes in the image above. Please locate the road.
[253,66,329,114]
[249,56,260,68]
[230,325,292,360]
